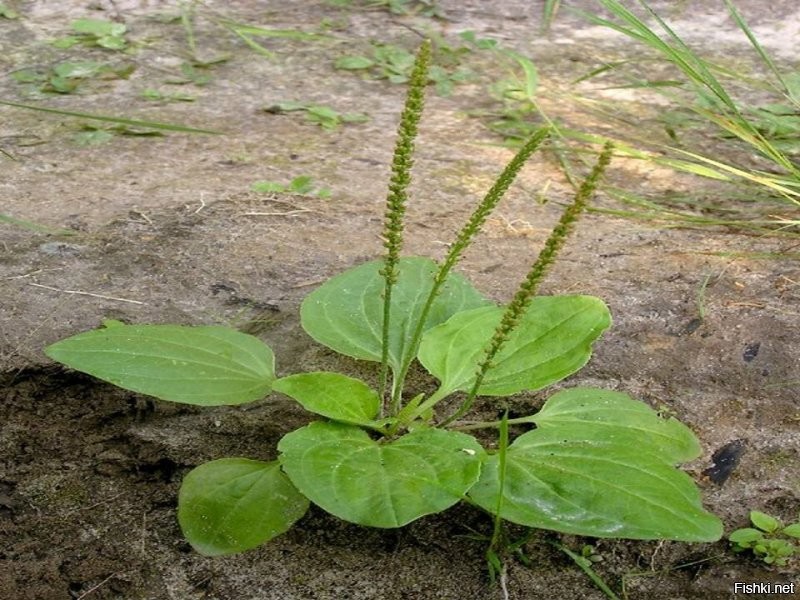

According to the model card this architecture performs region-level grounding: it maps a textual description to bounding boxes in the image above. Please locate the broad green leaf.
[307,105,339,121]
[273,372,380,426]
[178,459,308,556]
[418,296,611,397]
[45,322,274,405]
[532,388,701,463]
[469,388,722,541]
[750,510,780,533]
[72,18,126,38]
[300,257,490,375]
[52,61,103,79]
[278,422,485,527]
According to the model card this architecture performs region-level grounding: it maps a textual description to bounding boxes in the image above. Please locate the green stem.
[489,412,510,548]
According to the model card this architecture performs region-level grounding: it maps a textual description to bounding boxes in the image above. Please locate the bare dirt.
[1,1,798,599]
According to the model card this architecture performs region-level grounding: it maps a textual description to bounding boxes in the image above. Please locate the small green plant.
[53,18,129,50]
[264,101,368,130]
[11,60,135,94]
[45,42,721,561]
[335,42,472,96]
[729,511,800,567]
[250,175,331,198]
[485,54,541,144]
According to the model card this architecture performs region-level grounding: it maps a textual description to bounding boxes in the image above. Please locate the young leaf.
[468,388,723,541]
[782,523,800,538]
[288,175,314,194]
[178,459,309,556]
[250,180,287,193]
[45,322,275,405]
[750,510,781,533]
[273,372,380,427]
[729,528,763,545]
[418,296,610,398]
[278,421,485,527]
[300,257,490,376]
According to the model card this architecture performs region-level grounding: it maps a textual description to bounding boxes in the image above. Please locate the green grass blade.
[723,0,787,92]
[0,100,223,134]
[541,0,561,32]
[552,542,621,600]
[180,0,198,58]
[221,23,326,40]
[0,213,76,235]
[634,0,737,111]
[223,25,276,58]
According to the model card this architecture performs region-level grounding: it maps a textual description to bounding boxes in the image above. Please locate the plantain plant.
[46,41,722,558]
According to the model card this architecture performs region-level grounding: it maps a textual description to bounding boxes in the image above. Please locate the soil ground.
[1,1,798,598]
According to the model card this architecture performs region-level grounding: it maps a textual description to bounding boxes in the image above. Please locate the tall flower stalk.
[380,40,431,409]
[442,141,615,425]
[389,127,551,412]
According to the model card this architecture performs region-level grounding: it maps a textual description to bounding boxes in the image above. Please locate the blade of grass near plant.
[0,213,76,236]
[562,129,800,204]
[0,100,222,134]
[595,188,800,238]
[541,0,561,32]
[582,1,800,178]
[723,0,789,95]
[221,23,327,40]
[551,542,621,600]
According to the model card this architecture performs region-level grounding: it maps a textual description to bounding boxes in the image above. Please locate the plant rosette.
[45,40,721,559]
[46,256,722,555]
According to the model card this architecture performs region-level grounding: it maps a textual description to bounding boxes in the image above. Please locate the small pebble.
[743,342,761,363]
[38,242,84,257]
